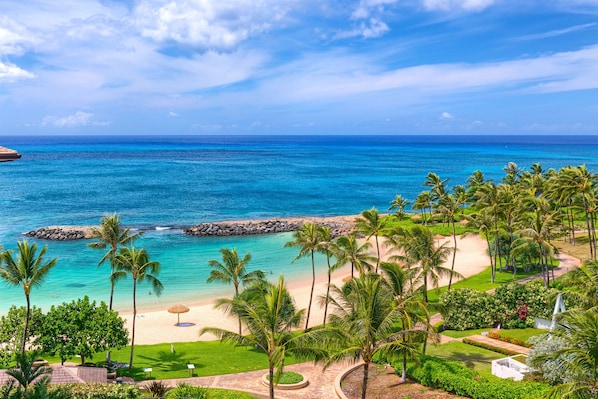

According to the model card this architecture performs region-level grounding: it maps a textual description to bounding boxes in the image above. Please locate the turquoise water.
[0,134,597,313]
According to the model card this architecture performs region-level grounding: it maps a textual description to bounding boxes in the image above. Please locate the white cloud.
[133,0,290,51]
[441,111,454,119]
[0,61,34,83]
[42,111,109,127]
[422,0,496,12]
[169,111,179,117]
[334,18,390,39]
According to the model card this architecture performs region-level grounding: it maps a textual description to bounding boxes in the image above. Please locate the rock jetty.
[24,226,95,241]
[183,218,354,237]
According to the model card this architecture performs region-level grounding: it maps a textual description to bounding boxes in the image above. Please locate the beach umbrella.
[167,304,190,326]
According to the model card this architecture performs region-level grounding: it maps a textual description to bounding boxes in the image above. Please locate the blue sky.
[0,0,597,135]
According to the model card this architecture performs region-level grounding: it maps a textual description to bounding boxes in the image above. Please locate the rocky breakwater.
[184,217,354,237]
[24,226,95,241]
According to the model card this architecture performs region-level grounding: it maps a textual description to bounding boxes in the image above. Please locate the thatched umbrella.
[167,304,190,326]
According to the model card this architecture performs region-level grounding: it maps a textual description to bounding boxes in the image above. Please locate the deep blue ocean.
[1,134,597,314]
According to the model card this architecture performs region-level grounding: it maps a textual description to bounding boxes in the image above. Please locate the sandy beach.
[122,234,489,345]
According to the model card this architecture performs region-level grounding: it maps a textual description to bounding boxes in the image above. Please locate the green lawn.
[42,341,301,381]
[440,328,489,339]
[426,341,502,378]
[441,327,545,344]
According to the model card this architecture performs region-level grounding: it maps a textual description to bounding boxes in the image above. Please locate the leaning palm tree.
[529,310,598,398]
[315,226,338,326]
[284,222,322,330]
[355,207,387,273]
[434,194,460,291]
[0,240,57,354]
[88,213,143,310]
[206,248,265,336]
[389,194,410,220]
[202,277,322,399]
[325,273,424,399]
[560,259,598,311]
[113,246,163,368]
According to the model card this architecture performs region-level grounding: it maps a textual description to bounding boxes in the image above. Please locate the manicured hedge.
[405,356,550,399]
[487,331,533,348]
[49,383,141,399]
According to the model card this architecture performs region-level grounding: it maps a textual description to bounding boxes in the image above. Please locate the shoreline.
[122,234,490,345]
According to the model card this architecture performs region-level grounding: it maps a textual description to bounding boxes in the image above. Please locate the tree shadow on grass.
[137,350,204,375]
[436,350,495,370]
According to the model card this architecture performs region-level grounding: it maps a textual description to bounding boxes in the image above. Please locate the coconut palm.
[315,226,338,327]
[379,262,429,381]
[206,248,265,336]
[202,277,321,399]
[466,169,486,202]
[0,240,57,354]
[334,234,375,278]
[284,222,322,330]
[387,226,459,303]
[88,213,143,310]
[529,310,598,398]
[113,246,163,367]
[423,172,449,201]
[354,207,387,273]
[434,194,460,291]
[463,210,495,274]
[559,259,598,311]
[389,194,410,220]
[413,191,432,224]
[475,181,505,282]
[325,273,423,399]
[6,350,51,399]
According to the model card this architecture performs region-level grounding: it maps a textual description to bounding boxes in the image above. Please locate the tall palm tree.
[434,194,460,291]
[355,207,387,273]
[387,226,459,303]
[284,222,322,330]
[464,209,495,274]
[206,248,265,336]
[423,172,449,201]
[559,259,598,311]
[202,277,319,399]
[334,234,374,278]
[113,246,163,367]
[475,181,505,282]
[529,310,598,398]
[466,169,485,203]
[379,262,429,381]
[315,226,338,327]
[88,213,143,310]
[413,191,432,224]
[0,240,57,354]
[325,273,423,399]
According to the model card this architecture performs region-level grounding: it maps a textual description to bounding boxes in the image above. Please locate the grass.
[441,327,545,344]
[42,341,301,381]
[426,341,501,378]
[265,371,304,384]
[440,328,488,339]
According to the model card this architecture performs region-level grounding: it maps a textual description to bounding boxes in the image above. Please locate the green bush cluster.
[166,383,208,399]
[487,331,532,348]
[405,355,550,399]
[265,371,304,384]
[462,338,520,356]
[49,383,141,399]
[440,281,554,330]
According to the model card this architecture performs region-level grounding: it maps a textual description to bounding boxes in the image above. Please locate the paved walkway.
[464,334,530,355]
[138,361,351,399]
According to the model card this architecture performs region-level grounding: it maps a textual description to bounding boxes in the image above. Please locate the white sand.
[122,234,489,345]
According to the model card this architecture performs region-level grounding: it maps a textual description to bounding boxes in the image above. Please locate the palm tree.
[434,194,460,291]
[379,262,429,381]
[560,259,598,311]
[113,246,163,367]
[413,191,432,224]
[475,181,505,282]
[389,195,410,220]
[6,350,51,399]
[466,169,485,203]
[88,213,143,310]
[315,226,338,327]
[334,234,374,278]
[206,248,265,336]
[423,172,449,201]
[529,310,598,398]
[201,277,320,399]
[0,240,57,354]
[325,273,423,399]
[355,207,387,273]
[387,226,459,303]
[464,210,495,274]
[285,222,322,331]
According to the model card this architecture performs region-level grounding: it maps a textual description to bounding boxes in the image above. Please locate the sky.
[0,0,597,136]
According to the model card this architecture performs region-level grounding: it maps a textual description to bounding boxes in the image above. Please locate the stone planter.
[261,373,309,390]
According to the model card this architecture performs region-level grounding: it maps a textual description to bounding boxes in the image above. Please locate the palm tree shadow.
[138,350,205,372]
[446,350,495,369]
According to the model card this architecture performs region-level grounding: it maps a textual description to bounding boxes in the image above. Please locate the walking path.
[464,334,530,355]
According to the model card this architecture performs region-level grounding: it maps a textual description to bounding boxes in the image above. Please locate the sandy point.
[122,234,489,346]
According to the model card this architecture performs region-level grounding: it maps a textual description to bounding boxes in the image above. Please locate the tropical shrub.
[439,288,498,330]
[487,331,533,348]
[265,371,303,384]
[48,383,141,399]
[406,355,550,399]
[526,334,579,385]
[166,383,208,399]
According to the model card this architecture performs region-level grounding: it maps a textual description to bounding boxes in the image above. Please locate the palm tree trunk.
[401,350,407,382]
[268,360,275,399]
[374,235,380,273]
[361,362,369,399]
[109,263,115,311]
[130,280,137,368]
[305,251,315,331]
[323,256,331,326]
[22,294,31,354]
[447,222,457,291]
[582,194,594,260]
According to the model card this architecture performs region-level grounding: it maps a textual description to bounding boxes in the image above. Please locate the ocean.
[0,134,597,314]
